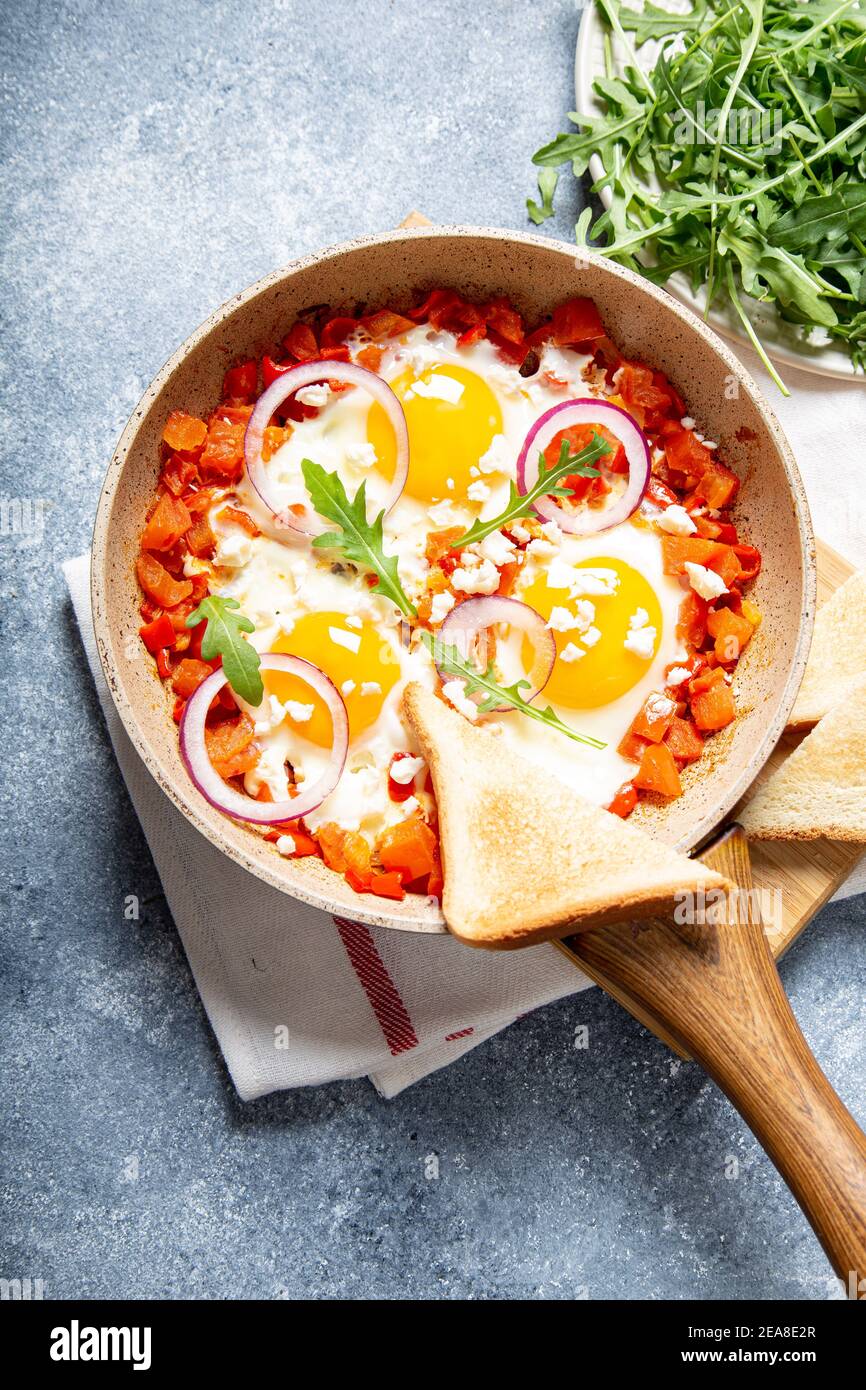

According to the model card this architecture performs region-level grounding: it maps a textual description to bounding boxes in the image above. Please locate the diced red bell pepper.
[664,716,705,763]
[222,358,258,403]
[607,782,638,818]
[139,613,176,654]
[370,872,406,901]
[551,297,605,346]
[162,411,207,454]
[283,322,319,360]
[170,657,213,699]
[633,742,682,797]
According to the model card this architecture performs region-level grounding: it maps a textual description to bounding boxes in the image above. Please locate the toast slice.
[402,683,731,948]
[788,570,866,730]
[741,673,866,842]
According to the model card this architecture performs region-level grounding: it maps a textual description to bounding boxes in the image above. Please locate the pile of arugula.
[529,0,866,387]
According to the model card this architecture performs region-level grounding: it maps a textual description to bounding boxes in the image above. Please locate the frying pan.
[91,225,866,1287]
[91,225,815,934]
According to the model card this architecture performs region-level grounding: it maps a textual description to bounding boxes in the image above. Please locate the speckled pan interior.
[91,226,815,934]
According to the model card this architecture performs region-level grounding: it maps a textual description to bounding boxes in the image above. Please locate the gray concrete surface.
[1,0,863,1301]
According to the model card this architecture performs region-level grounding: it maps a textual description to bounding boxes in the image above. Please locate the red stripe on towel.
[334,917,419,1056]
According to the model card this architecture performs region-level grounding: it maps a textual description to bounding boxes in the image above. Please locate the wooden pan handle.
[565,826,866,1290]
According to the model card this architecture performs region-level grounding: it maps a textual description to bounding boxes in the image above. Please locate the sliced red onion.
[516,398,650,534]
[437,597,555,712]
[244,360,409,536]
[179,653,348,825]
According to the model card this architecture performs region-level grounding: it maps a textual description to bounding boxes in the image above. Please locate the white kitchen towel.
[64,552,592,1099]
[64,352,865,1100]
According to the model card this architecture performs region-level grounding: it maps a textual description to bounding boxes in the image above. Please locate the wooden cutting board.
[558,539,863,1054]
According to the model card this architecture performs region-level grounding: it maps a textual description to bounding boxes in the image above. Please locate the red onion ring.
[244,360,410,536]
[179,653,348,825]
[437,597,555,712]
[516,398,650,534]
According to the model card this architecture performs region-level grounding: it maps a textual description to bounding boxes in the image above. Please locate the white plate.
[574,0,863,382]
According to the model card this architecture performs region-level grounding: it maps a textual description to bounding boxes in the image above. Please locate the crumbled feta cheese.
[467,480,491,503]
[685,561,728,600]
[656,504,697,536]
[476,529,515,568]
[446,477,455,490]
[329,625,362,653]
[275,835,296,857]
[478,433,508,475]
[547,605,583,633]
[644,693,676,725]
[547,559,619,598]
[582,626,602,648]
[341,679,356,696]
[629,608,650,631]
[702,440,718,451]
[345,441,378,468]
[344,615,362,629]
[526,537,558,558]
[624,624,657,660]
[296,383,331,408]
[409,374,464,404]
[540,520,562,544]
[469,466,480,478]
[397,795,420,819]
[390,754,425,785]
[428,500,456,526]
[666,666,693,686]
[442,679,478,721]
[360,681,382,697]
[451,558,500,595]
[285,700,315,723]
[560,642,585,663]
[253,694,288,736]
[510,523,531,543]
[429,591,456,624]
[680,416,696,431]
[214,531,253,569]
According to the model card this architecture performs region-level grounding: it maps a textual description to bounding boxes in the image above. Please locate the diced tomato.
[222,358,258,402]
[484,296,524,344]
[370,871,406,901]
[617,362,673,430]
[161,454,199,496]
[525,319,554,348]
[262,354,294,389]
[646,477,678,509]
[544,422,626,478]
[378,816,437,881]
[320,316,358,348]
[706,606,754,663]
[633,742,682,797]
[607,782,638,818]
[163,410,207,454]
[487,327,530,366]
[219,505,260,537]
[356,344,383,373]
[283,323,319,361]
[204,714,257,779]
[733,544,761,583]
[664,716,704,763]
[663,423,714,480]
[200,418,246,479]
[696,462,739,510]
[629,692,677,743]
[185,514,215,558]
[170,657,212,699]
[155,648,172,681]
[137,552,193,608]
[618,730,649,762]
[707,546,742,589]
[551,297,605,346]
[359,308,416,340]
[458,321,487,348]
[139,613,176,654]
[676,591,709,649]
[691,679,736,732]
[661,535,725,575]
[140,493,192,552]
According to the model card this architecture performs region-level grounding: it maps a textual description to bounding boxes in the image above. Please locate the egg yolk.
[366,365,502,503]
[521,557,663,709]
[267,612,400,747]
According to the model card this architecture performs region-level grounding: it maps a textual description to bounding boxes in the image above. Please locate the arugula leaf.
[450,433,611,549]
[301,457,417,618]
[185,595,263,707]
[527,167,560,224]
[420,632,606,750]
[529,0,866,376]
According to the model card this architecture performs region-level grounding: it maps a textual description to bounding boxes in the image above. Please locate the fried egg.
[206,327,688,840]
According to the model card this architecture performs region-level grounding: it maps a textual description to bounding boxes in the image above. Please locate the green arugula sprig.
[450,433,611,549]
[186,595,263,706]
[529,0,866,381]
[301,457,417,618]
[421,632,606,750]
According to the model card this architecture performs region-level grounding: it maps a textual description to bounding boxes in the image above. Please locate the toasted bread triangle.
[789,570,866,730]
[742,674,866,842]
[402,684,731,948]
